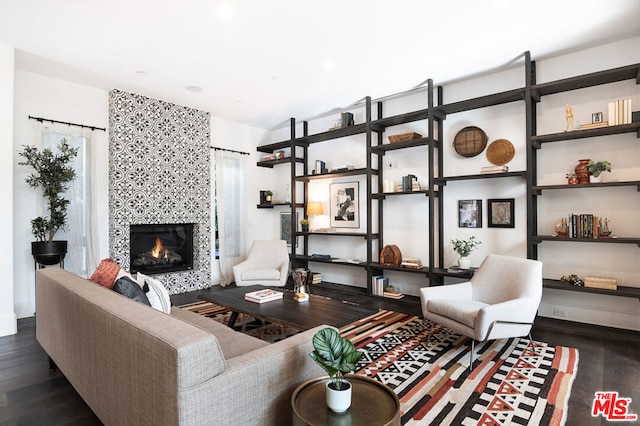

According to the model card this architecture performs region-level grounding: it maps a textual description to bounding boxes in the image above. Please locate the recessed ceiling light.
[185,85,203,92]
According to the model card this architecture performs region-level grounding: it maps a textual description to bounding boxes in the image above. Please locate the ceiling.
[1,0,640,130]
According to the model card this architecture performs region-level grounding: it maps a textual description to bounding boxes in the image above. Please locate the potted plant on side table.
[18,139,78,266]
[586,160,611,183]
[450,236,481,270]
[309,328,364,413]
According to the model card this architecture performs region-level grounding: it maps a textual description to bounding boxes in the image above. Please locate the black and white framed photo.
[592,112,603,124]
[458,200,482,228]
[330,182,359,228]
[280,212,298,247]
[488,198,515,228]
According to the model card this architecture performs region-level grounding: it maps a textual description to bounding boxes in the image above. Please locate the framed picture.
[280,212,298,247]
[458,200,482,228]
[488,198,515,228]
[330,182,359,228]
[592,112,603,124]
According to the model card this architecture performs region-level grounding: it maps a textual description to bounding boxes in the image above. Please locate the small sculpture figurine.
[565,103,574,131]
[555,218,569,236]
[599,217,611,237]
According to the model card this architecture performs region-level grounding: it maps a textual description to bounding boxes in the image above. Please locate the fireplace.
[129,223,194,275]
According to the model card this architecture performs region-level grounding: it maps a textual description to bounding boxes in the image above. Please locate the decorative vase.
[457,256,471,270]
[575,159,590,184]
[326,380,352,413]
[589,174,602,183]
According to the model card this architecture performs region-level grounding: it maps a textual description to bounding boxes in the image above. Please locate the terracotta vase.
[575,159,590,184]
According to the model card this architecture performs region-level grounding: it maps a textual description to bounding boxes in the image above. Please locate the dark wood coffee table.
[198,285,378,330]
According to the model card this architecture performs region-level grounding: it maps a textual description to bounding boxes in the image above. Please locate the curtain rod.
[210,146,250,156]
[28,115,106,132]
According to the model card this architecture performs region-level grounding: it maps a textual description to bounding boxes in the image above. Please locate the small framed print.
[280,212,298,247]
[488,198,515,228]
[592,112,603,124]
[458,200,482,228]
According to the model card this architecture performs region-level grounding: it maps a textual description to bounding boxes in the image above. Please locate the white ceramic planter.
[326,380,352,413]
[589,174,603,183]
[458,256,471,269]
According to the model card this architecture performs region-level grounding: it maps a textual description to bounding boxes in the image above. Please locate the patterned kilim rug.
[341,310,579,426]
[180,301,300,343]
[183,302,578,425]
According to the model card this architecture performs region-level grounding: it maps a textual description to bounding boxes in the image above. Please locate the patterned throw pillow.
[89,258,121,289]
[112,276,151,306]
[136,273,171,314]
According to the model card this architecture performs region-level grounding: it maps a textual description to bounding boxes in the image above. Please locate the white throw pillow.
[136,272,171,314]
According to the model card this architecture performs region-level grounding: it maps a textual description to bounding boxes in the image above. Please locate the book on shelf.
[607,98,633,126]
[383,291,404,299]
[331,258,362,264]
[481,165,509,174]
[446,266,477,274]
[311,272,322,284]
[584,276,617,290]
[566,213,600,239]
[244,289,284,304]
[579,121,609,130]
[371,275,389,296]
[401,257,423,269]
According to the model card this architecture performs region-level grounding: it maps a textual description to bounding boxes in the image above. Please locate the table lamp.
[306,202,324,231]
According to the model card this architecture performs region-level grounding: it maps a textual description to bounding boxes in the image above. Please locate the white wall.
[0,45,17,336]
[13,70,109,319]
[255,37,640,331]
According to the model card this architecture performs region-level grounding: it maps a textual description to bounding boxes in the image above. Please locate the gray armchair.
[233,240,290,286]
[420,254,542,370]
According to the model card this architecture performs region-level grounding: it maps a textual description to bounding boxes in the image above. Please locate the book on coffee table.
[244,289,284,304]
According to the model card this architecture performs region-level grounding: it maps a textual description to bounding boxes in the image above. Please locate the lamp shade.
[306,202,324,215]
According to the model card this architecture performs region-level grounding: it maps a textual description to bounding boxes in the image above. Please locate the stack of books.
[401,258,423,269]
[244,289,283,304]
[383,290,404,299]
[607,98,633,126]
[371,275,389,296]
[481,165,509,174]
[311,272,322,285]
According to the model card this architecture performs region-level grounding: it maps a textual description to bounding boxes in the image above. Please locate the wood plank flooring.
[2,283,638,425]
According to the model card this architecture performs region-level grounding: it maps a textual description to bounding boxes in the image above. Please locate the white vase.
[326,380,352,413]
[458,256,471,269]
[589,174,602,183]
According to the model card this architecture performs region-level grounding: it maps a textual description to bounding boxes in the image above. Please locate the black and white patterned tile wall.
[108,89,211,293]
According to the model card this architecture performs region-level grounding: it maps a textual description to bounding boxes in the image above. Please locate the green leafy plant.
[586,160,611,177]
[309,328,363,390]
[18,139,78,242]
[300,219,310,225]
[450,236,481,257]
[265,190,273,196]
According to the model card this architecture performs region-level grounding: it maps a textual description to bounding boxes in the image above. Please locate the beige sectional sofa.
[35,268,326,426]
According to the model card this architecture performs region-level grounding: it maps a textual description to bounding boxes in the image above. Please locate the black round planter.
[31,241,68,266]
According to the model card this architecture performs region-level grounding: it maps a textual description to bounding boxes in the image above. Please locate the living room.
[0,2,639,424]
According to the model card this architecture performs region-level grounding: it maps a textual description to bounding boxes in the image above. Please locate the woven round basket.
[453,126,488,157]
[486,139,515,165]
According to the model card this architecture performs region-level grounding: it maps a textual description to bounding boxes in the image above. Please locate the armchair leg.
[469,340,475,371]
[426,322,435,342]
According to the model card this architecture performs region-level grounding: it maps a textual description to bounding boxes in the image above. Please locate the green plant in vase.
[450,236,481,269]
[586,160,611,182]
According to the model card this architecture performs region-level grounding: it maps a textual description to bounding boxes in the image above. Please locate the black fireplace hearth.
[130,223,194,275]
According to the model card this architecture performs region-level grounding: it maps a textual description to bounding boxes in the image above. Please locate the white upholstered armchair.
[233,240,290,287]
[420,254,542,369]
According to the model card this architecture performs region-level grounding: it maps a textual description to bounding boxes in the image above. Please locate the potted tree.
[300,218,310,232]
[450,236,481,270]
[18,139,78,266]
[586,160,611,183]
[309,328,364,413]
[265,190,273,203]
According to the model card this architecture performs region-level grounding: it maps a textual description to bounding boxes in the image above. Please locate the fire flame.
[150,237,168,260]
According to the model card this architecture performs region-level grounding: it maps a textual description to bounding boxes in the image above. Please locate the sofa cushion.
[242,269,280,281]
[89,258,121,289]
[427,299,488,328]
[171,307,268,359]
[137,272,171,314]
[113,276,151,306]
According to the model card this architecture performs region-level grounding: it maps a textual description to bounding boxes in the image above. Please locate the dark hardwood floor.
[2,283,638,425]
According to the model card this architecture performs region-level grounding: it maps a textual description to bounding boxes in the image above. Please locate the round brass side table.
[292,375,400,426]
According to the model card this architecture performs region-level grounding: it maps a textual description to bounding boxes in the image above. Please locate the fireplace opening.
[130,223,194,275]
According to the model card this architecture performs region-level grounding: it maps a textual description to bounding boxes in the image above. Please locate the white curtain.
[213,149,247,286]
[37,122,100,277]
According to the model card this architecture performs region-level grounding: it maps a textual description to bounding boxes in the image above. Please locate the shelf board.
[297,231,379,239]
[369,262,429,274]
[256,157,303,168]
[371,137,433,153]
[532,180,640,193]
[257,140,291,153]
[296,123,369,145]
[256,202,291,209]
[372,190,431,199]
[371,108,430,128]
[543,278,640,300]
[436,171,527,184]
[295,168,377,181]
[294,255,368,267]
[531,63,640,98]
[533,235,640,245]
[531,122,640,146]
[431,267,475,279]
[437,88,525,116]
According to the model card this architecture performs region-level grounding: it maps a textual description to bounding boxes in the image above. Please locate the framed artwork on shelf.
[330,182,359,228]
[280,212,298,247]
[458,200,482,228]
[488,198,515,228]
